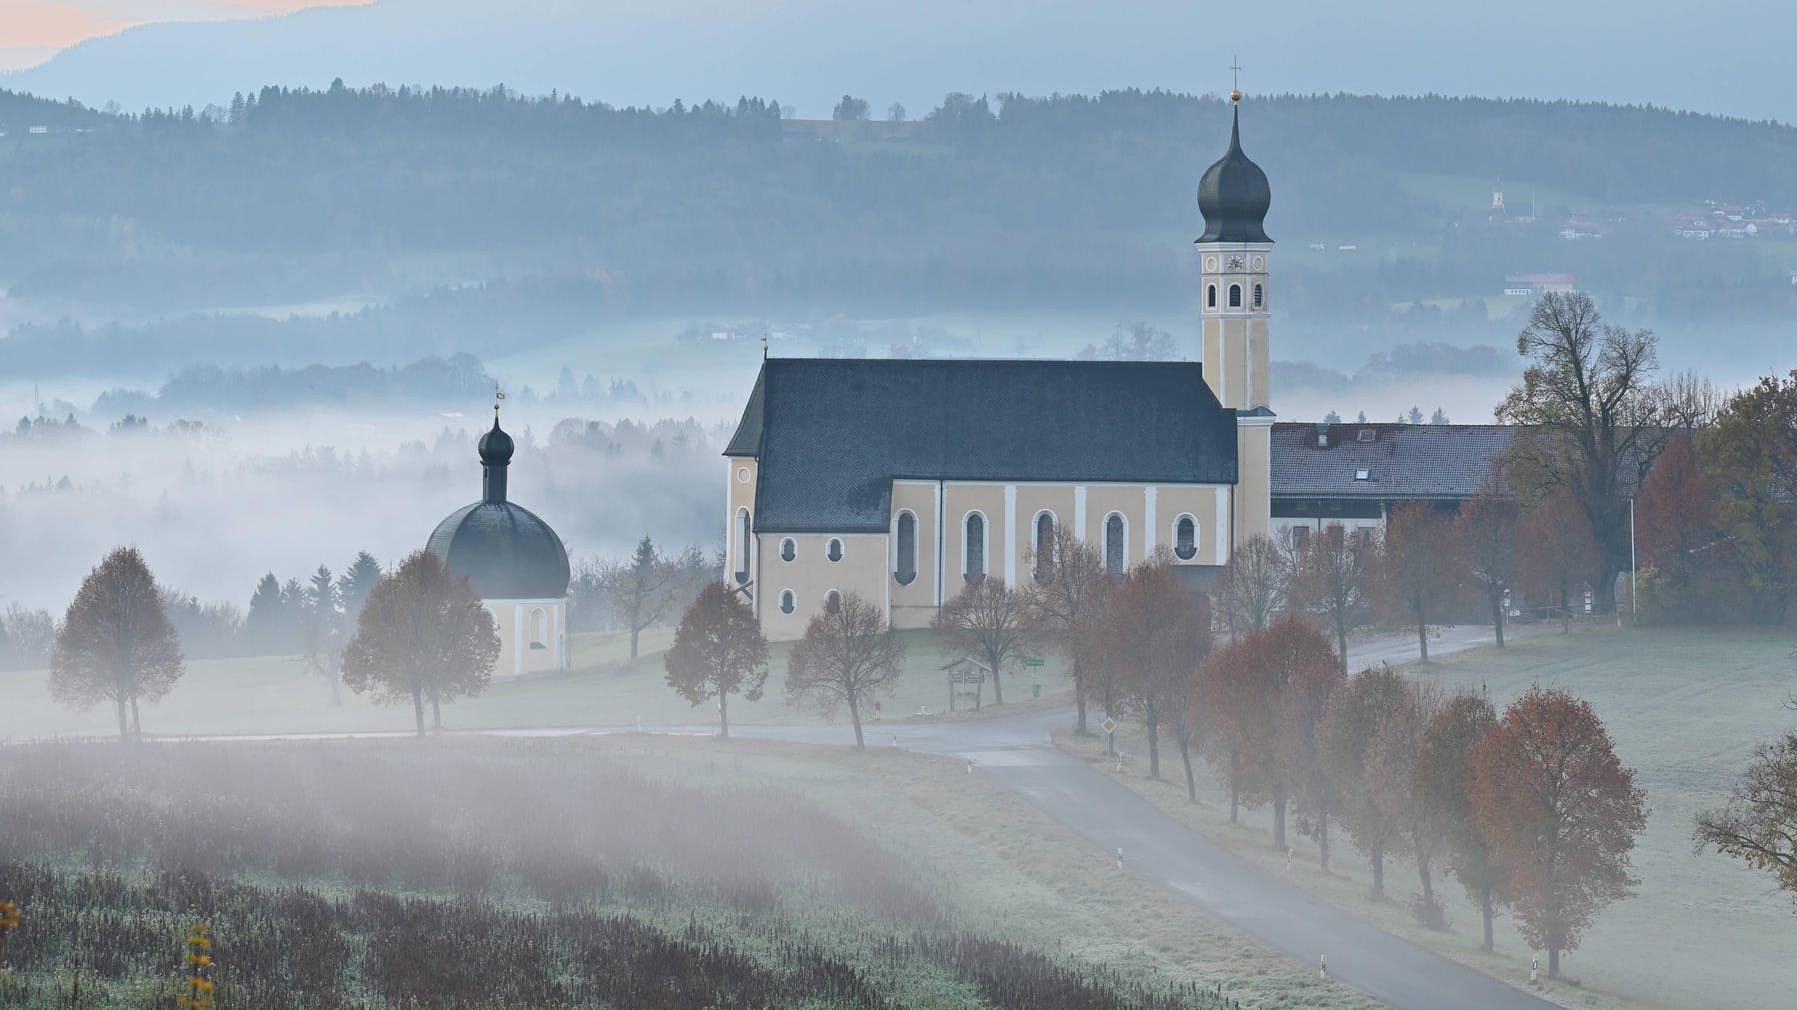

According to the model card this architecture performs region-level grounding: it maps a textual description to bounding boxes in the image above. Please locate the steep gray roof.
[1270,422,1514,501]
[427,502,571,600]
[728,358,1240,533]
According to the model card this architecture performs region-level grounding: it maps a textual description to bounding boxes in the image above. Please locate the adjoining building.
[1270,422,1515,547]
[725,93,1277,639]
[428,408,571,676]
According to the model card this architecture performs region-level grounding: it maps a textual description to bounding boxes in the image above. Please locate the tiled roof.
[728,358,1240,533]
[1270,422,1514,501]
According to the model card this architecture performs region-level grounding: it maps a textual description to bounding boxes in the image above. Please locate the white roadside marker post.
[1531,954,1539,986]
[1320,954,1328,978]
[1116,847,1124,870]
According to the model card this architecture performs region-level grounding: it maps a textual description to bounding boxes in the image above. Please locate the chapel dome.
[1196,103,1272,244]
[427,417,570,601]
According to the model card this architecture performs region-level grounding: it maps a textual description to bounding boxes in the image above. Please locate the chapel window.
[965,512,986,581]
[1034,511,1056,583]
[735,508,751,583]
[1175,515,1198,561]
[779,590,796,615]
[895,512,918,585]
[1104,513,1126,576]
[827,538,844,562]
[780,538,796,562]
[824,590,842,615]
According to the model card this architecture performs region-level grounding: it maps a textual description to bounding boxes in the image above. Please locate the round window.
[736,466,751,484]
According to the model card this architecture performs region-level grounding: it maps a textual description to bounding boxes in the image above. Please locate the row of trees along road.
[1201,617,1647,978]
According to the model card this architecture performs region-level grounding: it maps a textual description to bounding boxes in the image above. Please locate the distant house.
[1502,272,1575,295]
[1270,423,1516,546]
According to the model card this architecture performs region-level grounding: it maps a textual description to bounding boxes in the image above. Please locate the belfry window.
[1253,283,1263,309]
[1174,515,1197,561]
[895,511,918,585]
[1104,513,1126,576]
[964,512,986,581]
[1207,284,1218,309]
[734,508,751,583]
[1034,511,1056,582]
[1228,283,1243,308]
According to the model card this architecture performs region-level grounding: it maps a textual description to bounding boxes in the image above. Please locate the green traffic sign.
[1023,656,1045,667]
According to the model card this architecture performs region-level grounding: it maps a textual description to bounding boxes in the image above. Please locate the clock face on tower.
[1225,254,1246,271]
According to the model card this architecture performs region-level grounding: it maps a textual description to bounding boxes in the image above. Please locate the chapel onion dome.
[427,415,571,601]
[1196,98,1272,244]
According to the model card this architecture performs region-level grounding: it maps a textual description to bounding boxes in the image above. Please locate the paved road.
[168,626,1559,1010]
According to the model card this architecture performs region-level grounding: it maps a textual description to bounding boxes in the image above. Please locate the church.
[428,405,573,676]
[726,91,1276,639]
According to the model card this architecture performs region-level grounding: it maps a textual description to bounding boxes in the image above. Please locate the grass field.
[1067,626,1797,1010]
[0,628,1076,741]
[0,735,1373,1010]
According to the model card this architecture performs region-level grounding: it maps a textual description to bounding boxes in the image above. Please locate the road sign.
[1023,656,1045,667]
[1101,718,1118,735]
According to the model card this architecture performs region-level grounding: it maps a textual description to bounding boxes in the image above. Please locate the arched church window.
[964,512,986,581]
[735,508,751,584]
[780,537,796,562]
[1174,515,1198,561]
[1034,511,1056,583]
[529,607,548,649]
[1104,513,1126,576]
[827,537,844,562]
[1228,283,1243,308]
[824,589,842,615]
[779,590,796,615]
[1207,284,1217,309]
[1253,283,1263,309]
[895,511,918,585]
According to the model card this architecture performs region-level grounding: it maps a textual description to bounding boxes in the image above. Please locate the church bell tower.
[1196,82,1274,546]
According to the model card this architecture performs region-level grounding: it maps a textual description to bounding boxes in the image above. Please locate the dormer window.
[1356,428,1376,442]
[1355,468,1371,481]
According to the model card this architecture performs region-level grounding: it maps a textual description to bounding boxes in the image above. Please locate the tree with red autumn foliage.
[1378,503,1458,663]
[1200,615,1337,848]
[1417,692,1506,950]
[1519,483,1598,633]
[1100,560,1211,783]
[1321,664,1411,898]
[664,582,769,738]
[1276,636,1345,869]
[1471,686,1647,978]
[1454,480,1520,647]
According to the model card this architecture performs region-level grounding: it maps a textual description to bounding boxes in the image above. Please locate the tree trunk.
[1414,591,1430,664]
[1491,590,1506,647]
[114,698,129,741]
[1318,813,1331,872]
[1144,704,1160,780]
[1480,885,1495,952]
[718,690,730,739]
[847,693,865,749]
[1072,658,1088,734]
[1273,796,1287,849]
[1548,946,1560,979]
[1179,738,1196,802]
[412,688,425,738]
[630,624,641,660]
[431,694,442,730]
[1229,751,1241,824]
[130,696,141,738]
[1370,840,1386,899]
[1335,617,1350,675]
[990,650,1005,705]
[1417,845,1435,909]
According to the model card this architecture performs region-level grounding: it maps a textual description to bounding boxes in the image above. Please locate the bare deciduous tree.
[1217,533,1288,637]
[1021,527,1110,735]
[935,576,1028,706]
[1289,525,1377,671]
[49,546,184,740]
[785,591,904,749]
[1455,479,1520,647]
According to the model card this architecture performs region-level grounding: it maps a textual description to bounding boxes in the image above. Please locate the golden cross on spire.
[493,383,506,420]
[1229,55,1243,104]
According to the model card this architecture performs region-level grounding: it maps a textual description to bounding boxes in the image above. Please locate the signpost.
[946,662,988,711]
[1101,717,1118,755]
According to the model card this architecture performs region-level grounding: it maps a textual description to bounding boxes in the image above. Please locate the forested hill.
[3,84,1795,324]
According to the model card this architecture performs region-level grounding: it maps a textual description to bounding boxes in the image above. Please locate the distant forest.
[2,83,1795,375]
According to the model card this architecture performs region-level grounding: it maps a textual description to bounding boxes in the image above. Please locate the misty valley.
[2,11,1797,1010]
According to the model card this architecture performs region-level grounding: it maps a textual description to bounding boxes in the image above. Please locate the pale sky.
[0,0,367,71]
